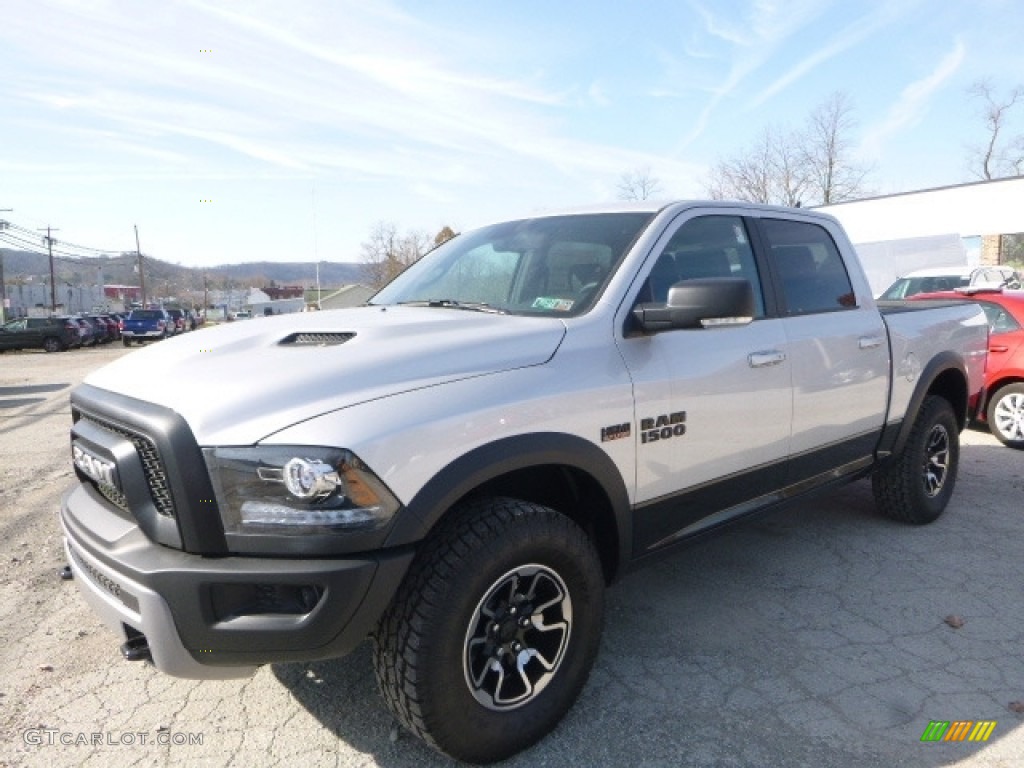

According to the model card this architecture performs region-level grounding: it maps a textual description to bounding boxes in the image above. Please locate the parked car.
[165,308,187,334]
[72,317,99,347]
[0,316,82,353]
[879,265,1021,299]
[911,287,1024,448]
[84,314,119,344]
[120,309,173,346]
[102,314,123,340]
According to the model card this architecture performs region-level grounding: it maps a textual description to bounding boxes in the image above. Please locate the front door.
[616,211,792,555]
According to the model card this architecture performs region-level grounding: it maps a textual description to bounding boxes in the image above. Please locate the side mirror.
[632,277,755,333]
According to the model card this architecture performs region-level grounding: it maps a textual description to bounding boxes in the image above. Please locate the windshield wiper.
[396,300,506,314]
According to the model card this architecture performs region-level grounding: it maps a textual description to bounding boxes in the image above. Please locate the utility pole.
[0,208,11,323]
[134,225,146,307]
[203,274,209,314]
[37,225,60,313]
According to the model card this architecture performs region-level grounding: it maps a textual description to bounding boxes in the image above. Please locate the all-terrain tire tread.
[372,495,596,756]
[872,395,957,524]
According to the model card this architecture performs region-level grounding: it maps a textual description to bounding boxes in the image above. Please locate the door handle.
[748,350,786,368]
[990,345,1008,353]
[859,336,884,350]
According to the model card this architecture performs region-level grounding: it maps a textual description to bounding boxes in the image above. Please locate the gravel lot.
[1,343,1023,767]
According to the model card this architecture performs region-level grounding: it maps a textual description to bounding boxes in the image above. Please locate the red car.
[912,288,1024,448]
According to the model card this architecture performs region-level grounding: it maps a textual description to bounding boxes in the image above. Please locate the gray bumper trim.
[61,531,256,680]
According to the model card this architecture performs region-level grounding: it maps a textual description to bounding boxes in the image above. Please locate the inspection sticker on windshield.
[532,297,574,312]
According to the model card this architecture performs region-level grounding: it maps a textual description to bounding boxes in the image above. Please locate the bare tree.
[361,222,432,289]
[967,78,1024,180]
[706,92,870,206]
[707,126,808,206]
[617,167,663,201]
[802,91,871,204]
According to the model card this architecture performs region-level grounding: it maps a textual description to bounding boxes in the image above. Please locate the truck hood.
[84,306,566,445]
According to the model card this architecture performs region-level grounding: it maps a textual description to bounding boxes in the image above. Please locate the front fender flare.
[383,432,632,581]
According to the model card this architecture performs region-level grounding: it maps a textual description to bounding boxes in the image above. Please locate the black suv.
[0,316,83,353]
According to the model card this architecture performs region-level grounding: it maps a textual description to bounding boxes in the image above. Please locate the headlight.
[204,446,400,537]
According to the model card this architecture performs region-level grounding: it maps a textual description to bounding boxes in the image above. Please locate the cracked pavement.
[1,344,1023,767]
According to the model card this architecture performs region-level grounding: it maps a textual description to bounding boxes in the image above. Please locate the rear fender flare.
[878,351,968,461]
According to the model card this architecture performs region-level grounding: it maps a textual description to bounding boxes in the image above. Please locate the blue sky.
[1,0,1022,270]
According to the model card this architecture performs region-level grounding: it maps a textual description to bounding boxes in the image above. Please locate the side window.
[643,215,765,317]
[980,303,1021,334]
[761,218,856,315]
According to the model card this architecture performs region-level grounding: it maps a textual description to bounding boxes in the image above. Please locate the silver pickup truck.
[61,201,988,762]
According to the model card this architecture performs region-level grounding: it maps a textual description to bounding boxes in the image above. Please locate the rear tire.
[986,383,1024,449]
[43,337,62,353]
[872,395,959,524]
[373,497,604,763]
[122,338,132,347]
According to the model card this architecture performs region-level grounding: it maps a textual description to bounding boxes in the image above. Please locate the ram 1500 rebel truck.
[120,308,173,346]
[61,202,988,763]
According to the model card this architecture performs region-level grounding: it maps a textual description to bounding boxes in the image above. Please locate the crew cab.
[60,202,988,763]
[120,308,173,346]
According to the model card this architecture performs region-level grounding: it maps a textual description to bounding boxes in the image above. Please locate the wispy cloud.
[749,2,919,108]
[671,0,829,150]
[860,38,966,159]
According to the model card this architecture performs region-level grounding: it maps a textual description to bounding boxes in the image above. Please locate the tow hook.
[121,634,152,662]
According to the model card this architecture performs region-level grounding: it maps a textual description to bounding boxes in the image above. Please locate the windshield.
[371,212,655,316]
[880,274,970,299]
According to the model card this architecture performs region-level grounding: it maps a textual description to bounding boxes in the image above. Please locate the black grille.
[278,332,354,346]
[79,412,176,518]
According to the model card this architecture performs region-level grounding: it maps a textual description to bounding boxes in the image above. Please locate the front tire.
[42,337,62,353]
[986,383,1024,449]
[373,497,604,763]
[872,395,959,524]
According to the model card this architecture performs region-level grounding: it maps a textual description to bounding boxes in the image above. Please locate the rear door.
[616,209,792,554]
[754,215,889,482]
[978,299,1024,379]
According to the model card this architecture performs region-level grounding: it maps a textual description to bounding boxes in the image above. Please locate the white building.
[817,176,1024,294]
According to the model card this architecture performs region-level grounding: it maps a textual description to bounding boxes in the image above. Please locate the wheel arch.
[978,374,1024,423]
[883,352,969,461]
[385,433,631,584]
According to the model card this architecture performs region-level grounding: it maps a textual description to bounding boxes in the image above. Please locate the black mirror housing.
[632,277,754,333]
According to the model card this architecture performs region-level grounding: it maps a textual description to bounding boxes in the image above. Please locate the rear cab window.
[760,218,856,315]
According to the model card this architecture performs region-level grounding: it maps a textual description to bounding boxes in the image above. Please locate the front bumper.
[61,482,413,679]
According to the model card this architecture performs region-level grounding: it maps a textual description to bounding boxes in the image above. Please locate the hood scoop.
[278,332,355,347]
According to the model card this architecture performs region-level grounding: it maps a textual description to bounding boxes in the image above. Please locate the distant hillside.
[210,261,364,285]
[0,249,365,288]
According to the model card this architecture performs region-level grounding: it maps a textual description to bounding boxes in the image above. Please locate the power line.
[0,231,129,262]
[0,218,132,259]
